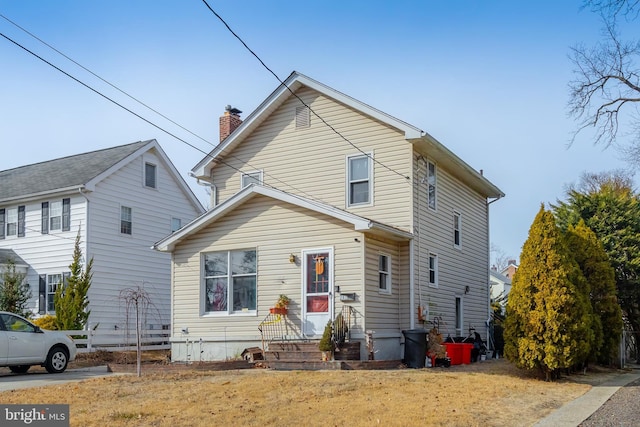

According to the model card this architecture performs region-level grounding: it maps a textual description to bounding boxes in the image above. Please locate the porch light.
[289,254,296,263]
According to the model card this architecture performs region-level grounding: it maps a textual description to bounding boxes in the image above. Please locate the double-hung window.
[453,211,462,249]
[428,253,438,287]
[379,254,391,294]
[145,162,157,188]
[47,274,62,312]
[6,208,17,236]
[50,201,62,230]
[427,161,437,210]
[120,206,132,235]
[203,249,257,313]
[347,153,372,207]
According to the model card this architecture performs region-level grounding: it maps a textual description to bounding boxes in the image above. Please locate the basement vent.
[295,105,310,129]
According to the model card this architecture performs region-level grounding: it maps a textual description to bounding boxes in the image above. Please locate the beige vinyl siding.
[211,87,413,231]
[363,236,404,333]
[171,194,365,339]
[413,152,490,338]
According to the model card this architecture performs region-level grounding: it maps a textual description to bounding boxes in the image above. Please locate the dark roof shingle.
[0,140,151,201]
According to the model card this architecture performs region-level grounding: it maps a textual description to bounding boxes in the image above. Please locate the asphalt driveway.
[0,366,114,392]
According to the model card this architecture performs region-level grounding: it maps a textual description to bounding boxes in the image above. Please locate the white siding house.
[155,72,504,361]
[0,140,204,331]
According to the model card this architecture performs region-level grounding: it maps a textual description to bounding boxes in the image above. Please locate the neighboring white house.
[154,72,504,361]
[0,140,204,330]
[489,269,511,314]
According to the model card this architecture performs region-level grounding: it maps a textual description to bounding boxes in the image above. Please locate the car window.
[0,314,36,333]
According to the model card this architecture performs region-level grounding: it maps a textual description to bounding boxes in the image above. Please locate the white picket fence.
[59,328,171,353]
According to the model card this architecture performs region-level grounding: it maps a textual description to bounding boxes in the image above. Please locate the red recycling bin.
[443,343,463,365]
[461,343,473,364]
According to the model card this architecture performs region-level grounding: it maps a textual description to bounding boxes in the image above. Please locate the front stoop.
[262,341,399,370]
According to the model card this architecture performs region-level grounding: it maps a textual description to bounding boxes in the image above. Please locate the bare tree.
[569,1,640,165]
[119,286,154,377]
[490,243,514,273]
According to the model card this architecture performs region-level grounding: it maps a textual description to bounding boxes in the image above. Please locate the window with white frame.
[47,274,62,312]
[145,162,157,188]
[379,254,391,294]
[120,206,132,235]
[453,211,462,248]
[171,217,182,232]
[347,153,372,206]
[241,171,262,188]
[6,208,17,236]
[455,296,463,337]
[427,161,436,210]
[203,249,256,313]
[428,253,438,287]
[50,201,62,230]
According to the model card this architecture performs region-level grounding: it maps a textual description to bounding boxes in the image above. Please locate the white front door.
[302,248,333,337]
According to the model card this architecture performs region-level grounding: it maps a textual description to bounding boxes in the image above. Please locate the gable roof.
[0,140,203,210]
[191,71,504,199]
[490,269,511,285]
[153,184,413,252]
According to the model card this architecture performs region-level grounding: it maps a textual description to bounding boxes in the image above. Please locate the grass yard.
[0,358,619,427]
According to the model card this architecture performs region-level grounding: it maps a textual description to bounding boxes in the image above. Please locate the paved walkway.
[0,366,114,392]
[534,366,640,427]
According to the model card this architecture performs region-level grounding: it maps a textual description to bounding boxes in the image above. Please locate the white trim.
[240,170,263,189]
[144,160,158,190]
[378,252,391,295]
[153,184,412,252]
[301,246,334,337]
[455,295,464,337]
[191,72,424,178]
[453,210,462,250]
[428,252,438,288]
[427,160,437,211]
[346,152,374,208]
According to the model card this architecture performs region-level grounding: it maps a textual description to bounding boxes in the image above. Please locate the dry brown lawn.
[0,357,621,427]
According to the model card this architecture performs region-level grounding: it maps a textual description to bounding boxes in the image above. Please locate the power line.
[0,13,214,148]
[0,14,329,201]
[200,0,411,181]
[0,26,407,226]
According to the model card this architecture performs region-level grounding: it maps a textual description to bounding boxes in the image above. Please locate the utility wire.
[0,13,213,147]
[0,31,365,220]
[200,0,410,181]
[0,13,325,201]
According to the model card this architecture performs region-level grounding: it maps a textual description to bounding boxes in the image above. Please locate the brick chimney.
[219,105,242,142]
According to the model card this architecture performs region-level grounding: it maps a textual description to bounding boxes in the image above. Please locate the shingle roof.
[0,249,28,266]
[0,140,151,201]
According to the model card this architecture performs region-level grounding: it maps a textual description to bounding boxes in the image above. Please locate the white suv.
[0,311,77,374]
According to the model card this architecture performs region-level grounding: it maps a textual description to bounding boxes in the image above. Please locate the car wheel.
[9,365,31,374]
[45,346,69,374]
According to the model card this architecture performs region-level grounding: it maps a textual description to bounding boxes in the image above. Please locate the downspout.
[410,239,415,329]
[485,195,502,349]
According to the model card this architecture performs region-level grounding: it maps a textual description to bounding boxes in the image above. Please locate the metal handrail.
[258,312,289,355]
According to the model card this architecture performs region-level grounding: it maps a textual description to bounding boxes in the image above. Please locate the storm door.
[302,248,333,336]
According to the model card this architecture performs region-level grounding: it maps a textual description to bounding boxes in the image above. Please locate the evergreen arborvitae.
[0,258,31,317]
[504,205,593,380]
[55,231,93,330]
[566,220,623,365]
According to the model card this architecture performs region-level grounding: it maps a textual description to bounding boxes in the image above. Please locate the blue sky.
[0,1,635,262]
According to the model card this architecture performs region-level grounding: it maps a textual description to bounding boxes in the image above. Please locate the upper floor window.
[121,206,132,235]
[347,153,372,207]
[428,253,438,287]
[41,198,70,234]
[203,249,257,313]
[145,162,157,188]
[0,209,4,239]
[427,161,437,210]
[241,171,263,189]
[379,254,391,294]
[171,217,182,232]
[453,211,462,249]
[6,207,18,236]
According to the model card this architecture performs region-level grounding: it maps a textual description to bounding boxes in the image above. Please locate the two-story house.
[0,140,204,331]
[153,72,504,362]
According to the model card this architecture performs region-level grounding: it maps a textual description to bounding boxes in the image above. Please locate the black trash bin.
[402,328,428,368]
